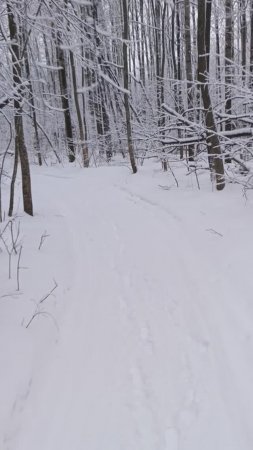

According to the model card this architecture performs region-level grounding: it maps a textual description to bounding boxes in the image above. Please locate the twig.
[194,166,200,190]
[26,280,59,329]
[38,230,50,250]
[0,220,11,240]
[206,228,223,237]
[167,161,179,188]
[39,280,58,304]
[10,219,20,254]
[0,225,13,279]
[25,311,59,331]
[0,292,23,300]
[17,245,23,291]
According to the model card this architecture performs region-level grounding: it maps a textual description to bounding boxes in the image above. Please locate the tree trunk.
[69,50,89,167]
[240,0,247,83]
[225,0,234,131]
[215,3,221,83]
[56,32,75,163]
[23,46,42,166]
[7,2,33,216]
[198,0,225,191]
[184,0,194,161]
[22,3,42,166]
[172,0,183,159]
[250,0,253,86]
[140,0,145,85]
[122,0,137,174]
[205,0,212,73]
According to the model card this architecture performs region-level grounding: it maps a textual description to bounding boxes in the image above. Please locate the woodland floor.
[1,160,253,449]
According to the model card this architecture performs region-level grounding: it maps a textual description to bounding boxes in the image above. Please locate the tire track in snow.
[9,168,253,450]
[111,221,169,448]
[47,176,215,449]
[109,199,203,450]
[113,180,253,449]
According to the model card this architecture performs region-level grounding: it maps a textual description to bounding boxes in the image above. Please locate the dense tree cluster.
[0,0,253,216]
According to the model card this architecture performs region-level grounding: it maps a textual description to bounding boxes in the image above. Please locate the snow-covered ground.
[1,161,253,449]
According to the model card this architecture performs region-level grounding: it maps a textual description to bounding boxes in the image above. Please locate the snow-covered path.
[4,166,253,450]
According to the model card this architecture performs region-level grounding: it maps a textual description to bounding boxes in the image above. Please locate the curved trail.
[8,167,253,450]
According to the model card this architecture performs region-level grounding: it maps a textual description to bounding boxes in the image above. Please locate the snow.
[43,100,66,112]
[36,63,63,71]
[77,81,98,94]
[1,162,253,449]
[71,0,93,5]
[98,69,130,95]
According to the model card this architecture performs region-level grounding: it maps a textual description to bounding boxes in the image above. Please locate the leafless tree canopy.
[1,0,253,209]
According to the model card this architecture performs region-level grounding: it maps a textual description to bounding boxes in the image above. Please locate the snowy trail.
[6,167,253,450]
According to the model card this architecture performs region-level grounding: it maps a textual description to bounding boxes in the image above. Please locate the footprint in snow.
[140,323,154,355]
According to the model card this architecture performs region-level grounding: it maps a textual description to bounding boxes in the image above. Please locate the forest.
[0,0,253,217]
[1,2,253,450]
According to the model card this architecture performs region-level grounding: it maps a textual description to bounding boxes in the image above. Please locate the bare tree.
[122,0,137,174]
[7,1,33,216]
[198,0,225,190]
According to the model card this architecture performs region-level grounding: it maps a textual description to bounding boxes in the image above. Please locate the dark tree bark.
[225,0,234,131]
[23,45,42,166]
[198,0,225,191]
[240,0,247,83]
[184,0,194,161]
[205,0,212,73]
[56,32,75,163]
[70,50,89,167]
[172,0,183,159]
[122,0,137,174]
[66,0,89,167]
[23,2,42,166]
[250,0,253,85]
[215,3,221,83]
[7,2,33,216]
[139,0,145,85]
